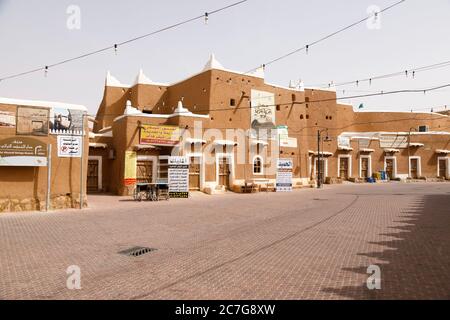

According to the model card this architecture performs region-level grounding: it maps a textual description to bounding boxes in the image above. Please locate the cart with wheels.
[133,183,152,201]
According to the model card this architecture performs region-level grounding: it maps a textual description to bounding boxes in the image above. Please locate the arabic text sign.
[168,156,189,198]
[57,136,82,158]
[0,137,47,166]
[379,134,408,149]
[276,158,293,192]
[140,125,180,146]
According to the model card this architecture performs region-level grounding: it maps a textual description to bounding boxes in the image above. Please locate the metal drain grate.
[119,246,157,257]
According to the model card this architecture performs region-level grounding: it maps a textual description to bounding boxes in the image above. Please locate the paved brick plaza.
[0,182,449,300]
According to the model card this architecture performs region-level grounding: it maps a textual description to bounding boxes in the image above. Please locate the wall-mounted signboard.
[50,107,84,134]
[57,136,82,158]
[379,134,408,149]
[276,126,298,148]
[168,156,189,198]
[0,137,47,166]
[0,110,16,128]
[140,125,180,146]
[251,90,276,139]
[16,106,49,136]
[276,158,293,192]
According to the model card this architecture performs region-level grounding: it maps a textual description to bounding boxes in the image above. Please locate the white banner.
[168,156,189,198]
[276,158,293,192]
[57,136,82,158]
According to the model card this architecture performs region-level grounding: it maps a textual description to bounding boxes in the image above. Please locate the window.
[300,114,304,119]
[418,125,429,132]
[306,114,310,119]
[253,156,263,174]
[230,99,236,107]
[276,105,281,111]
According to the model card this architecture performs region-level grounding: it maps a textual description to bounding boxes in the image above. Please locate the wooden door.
[438,159,447,178]
[218,158,230,189]
[87,160,99,192]
[339,157,349,179]
[386,159,394,179]
[136,160,153,184]
[361,158,369,178]
[410,159,419,179]
[189,158,200,191]
[315,159,325,182]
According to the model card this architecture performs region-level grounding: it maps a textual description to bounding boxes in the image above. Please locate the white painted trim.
[252,155,264,175]
[215,152,235,187]
[186,153,205,190]
[384,156,397,179]
[337,154,352,178]
[359,155,372,178]
[88,156,102,190]
[437,156,449,178]
[137,155,158,183]
[408,156,422,178]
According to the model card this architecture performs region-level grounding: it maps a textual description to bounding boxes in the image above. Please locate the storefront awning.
[338,146,353,151]
[134,144,159,150]
[409,143,424,147]
[384,148,400,153]
[308,150,333,157]
[89,143,108,149]
[435,149,450,154]
[251,140,269,146]
[185,138,207,144]
[214,140,238,146]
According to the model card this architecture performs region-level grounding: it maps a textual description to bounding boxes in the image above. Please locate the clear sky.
[0,0,449,115]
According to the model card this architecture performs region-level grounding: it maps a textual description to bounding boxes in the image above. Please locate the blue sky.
[0,0,449,114]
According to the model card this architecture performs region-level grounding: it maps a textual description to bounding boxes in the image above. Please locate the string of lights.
[0,0,248,82]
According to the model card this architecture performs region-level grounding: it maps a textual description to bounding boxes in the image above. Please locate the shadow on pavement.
[321,194,450,299]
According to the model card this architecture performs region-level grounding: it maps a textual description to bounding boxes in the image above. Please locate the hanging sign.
[57,136,82,158]
[276,158,293,192]
[0,137,47,166]
[168,156,189,198]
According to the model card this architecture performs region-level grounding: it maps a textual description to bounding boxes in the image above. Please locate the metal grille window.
[253,156,263,174]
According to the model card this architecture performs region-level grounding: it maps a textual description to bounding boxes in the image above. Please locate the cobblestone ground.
[0,182,449,300]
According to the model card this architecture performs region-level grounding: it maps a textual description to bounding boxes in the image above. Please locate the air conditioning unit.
[418,125,429,132]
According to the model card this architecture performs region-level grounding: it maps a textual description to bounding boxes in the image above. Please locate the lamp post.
[317,128,330,188]
[407,127,418,179]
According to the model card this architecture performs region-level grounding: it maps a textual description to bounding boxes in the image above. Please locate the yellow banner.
[124,151,137,186]
[140,125,180,146]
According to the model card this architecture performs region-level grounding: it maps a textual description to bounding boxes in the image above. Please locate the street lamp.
[317,128,331,188]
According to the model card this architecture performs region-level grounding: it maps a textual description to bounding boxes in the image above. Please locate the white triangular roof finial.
[203,53,224,71]
[106,71,128,88]
[134,69,153,85]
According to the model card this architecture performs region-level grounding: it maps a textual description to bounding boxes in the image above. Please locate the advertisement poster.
[251,90,276,139]
[276,158,293,192]
[379,134,408,148]
[124,151,137,186]
[16,106,49,136]
[0,110,16,127]
[168,156,189,198]
[0,137,47,166]
[50,107,84,134]
[140,125,180,146]
[57,136,82,158]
